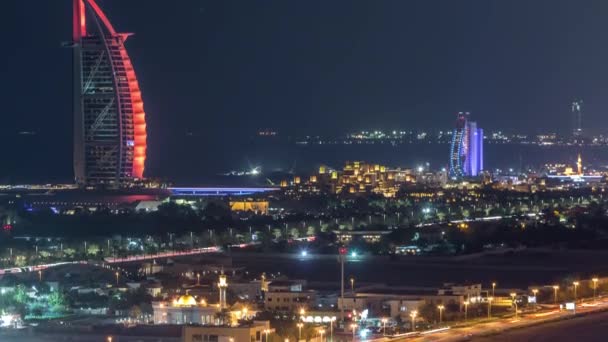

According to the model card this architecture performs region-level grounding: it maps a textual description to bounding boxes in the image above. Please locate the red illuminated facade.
[73,0,146,187]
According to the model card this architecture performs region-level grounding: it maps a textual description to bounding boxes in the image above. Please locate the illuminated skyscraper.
[572,100,583,137]
[72,0,147,187]
[449,112,483,178]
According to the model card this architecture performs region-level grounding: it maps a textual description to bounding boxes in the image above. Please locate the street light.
[107,337,112,342]
[115,271,120,285]
[410,310,418,331]
[553,285,559,304]
[487,297,493,318]
[592,278,599,301]
[492,282,496,297]
[264,329,271,342]
[510,293,518,319]
[350,323,357,341]
[350,277,355,294]
[463,301,469,321]
[318,328,325,341]
[381,317,388,336]
[573,281,580,302]
[532,289,539,309]
[299,308,306,316]
[437,305,445,324]
[296,323,303,340]
[38,270,42,282]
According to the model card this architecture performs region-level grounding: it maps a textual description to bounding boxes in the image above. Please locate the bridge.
[168,187,279,196]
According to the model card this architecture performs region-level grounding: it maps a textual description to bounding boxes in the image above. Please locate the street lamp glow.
[487,297,493,318]
[573,281,580,302]
[437,305,445,323]
[381,317,388,336]
[350,323,357,340]
[301,250,308,257]
[463,301,469,321]
[510,293,518,319]
[592,278,599,301]
[553,285,560,304]
[296,323,304,340]
[351,251,357,257]
[318,328,325,341]
[410,310,418,331]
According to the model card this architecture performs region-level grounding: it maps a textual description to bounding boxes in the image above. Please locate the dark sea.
[4,133,608,186]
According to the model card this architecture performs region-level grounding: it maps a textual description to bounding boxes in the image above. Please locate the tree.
[87,244,101,256]
[129,305,143,319]
[13,285,29,305]
[47,291,67,313]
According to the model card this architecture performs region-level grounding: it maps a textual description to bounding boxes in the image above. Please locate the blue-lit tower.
[449,112,483,178]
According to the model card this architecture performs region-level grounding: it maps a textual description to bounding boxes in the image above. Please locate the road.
[471,310,608,342]
[404,300,608,342]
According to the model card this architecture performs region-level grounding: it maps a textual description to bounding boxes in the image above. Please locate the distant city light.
[301,250,308,257]
[351,251,357,257]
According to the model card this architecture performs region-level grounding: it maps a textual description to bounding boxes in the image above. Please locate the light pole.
[573,281,580,302]
[297,323,303,340]
[592,278,599,301]
[196,273,200,286]
[107,336,112,342]
[330,317,335,341]
[350,323,357,341]
[437,305,444,324]
[463,301,469,322]
[410,310,418,331]
[492,282,496,297]
[381,318,387,336]
[350,277,355,294]
[532,289,539,309]
[115,271,120,285]
[264,329,270,342]
[510,293,518,319]
[339,247,347,324]
[553,285,559,304]
[487,297,493,318]
[38,270,42,282]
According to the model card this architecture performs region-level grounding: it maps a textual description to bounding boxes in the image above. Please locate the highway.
[471,310,608,342]
[404,299,608,342]
[0,246,224,275]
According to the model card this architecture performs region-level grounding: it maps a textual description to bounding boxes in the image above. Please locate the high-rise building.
[72,0,147,188]
[572,100,583,137]
[449,112,483,178]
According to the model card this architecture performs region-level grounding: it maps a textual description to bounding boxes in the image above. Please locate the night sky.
[3,1,608,181]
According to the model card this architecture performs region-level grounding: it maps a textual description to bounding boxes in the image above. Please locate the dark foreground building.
[72,0,147,188]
